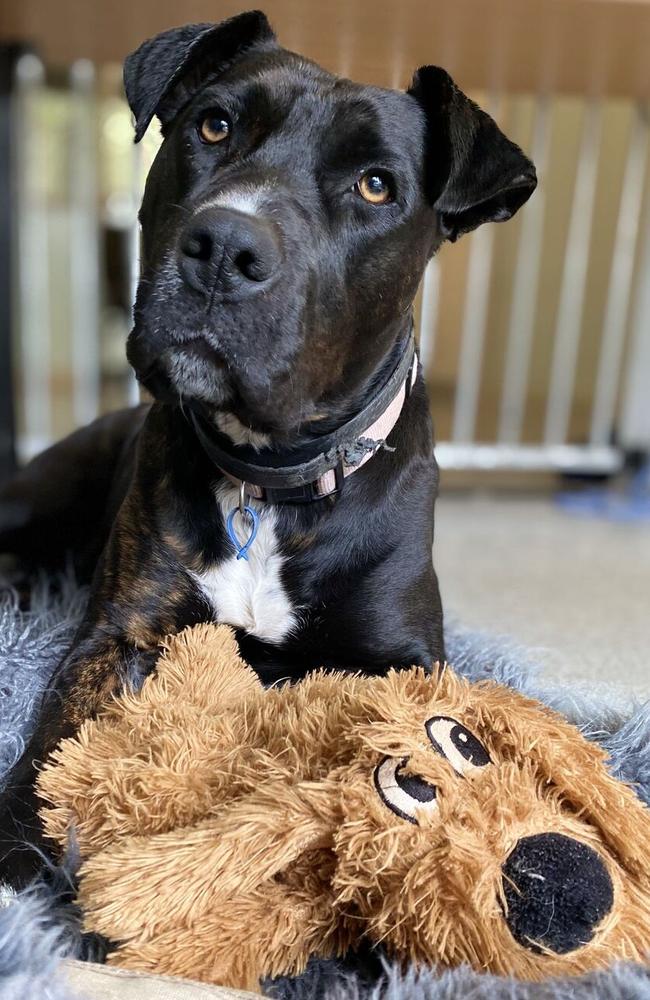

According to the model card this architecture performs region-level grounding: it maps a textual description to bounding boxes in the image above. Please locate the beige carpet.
[435,494,650,696]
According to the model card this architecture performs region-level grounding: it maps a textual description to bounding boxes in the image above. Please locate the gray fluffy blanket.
[0,578,648,1000]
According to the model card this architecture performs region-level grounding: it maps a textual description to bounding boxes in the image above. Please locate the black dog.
[0,10,535,884]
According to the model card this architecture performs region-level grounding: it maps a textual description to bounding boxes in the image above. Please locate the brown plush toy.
[37,624,650,991]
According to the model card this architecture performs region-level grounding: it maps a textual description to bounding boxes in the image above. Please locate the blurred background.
[0,0,648,690]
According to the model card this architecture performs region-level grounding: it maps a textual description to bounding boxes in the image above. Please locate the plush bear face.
[36,626,650,986]
[333,667,650,980]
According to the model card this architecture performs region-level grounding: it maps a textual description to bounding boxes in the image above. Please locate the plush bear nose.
[502,833,614,954]
[178,208,281,297]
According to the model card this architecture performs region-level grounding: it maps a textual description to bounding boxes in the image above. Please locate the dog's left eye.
[198,111,231,145]
[355,170,394,205]
[426,716,491,775]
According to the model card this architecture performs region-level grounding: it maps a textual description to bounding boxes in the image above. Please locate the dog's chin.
[136,346,231,410]
[131,340,314,444]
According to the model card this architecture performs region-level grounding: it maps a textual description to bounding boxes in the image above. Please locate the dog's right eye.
[198,111,231,145]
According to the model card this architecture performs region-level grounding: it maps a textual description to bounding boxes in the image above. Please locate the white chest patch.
[190,483,297,645]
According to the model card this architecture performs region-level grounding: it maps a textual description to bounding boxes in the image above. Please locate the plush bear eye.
[374,756,438,825]
[426,716,491,774]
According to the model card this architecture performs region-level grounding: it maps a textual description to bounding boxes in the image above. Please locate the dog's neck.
[214,314,415,451]
[300,317,415,443]
[189,319,417,505]
[213,413,272,451]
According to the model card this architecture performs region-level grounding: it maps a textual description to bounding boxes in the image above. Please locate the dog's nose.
[178,208,281,296]
[502,833,613,954]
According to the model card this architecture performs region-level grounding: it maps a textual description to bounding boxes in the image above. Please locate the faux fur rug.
[0,577,648,1000]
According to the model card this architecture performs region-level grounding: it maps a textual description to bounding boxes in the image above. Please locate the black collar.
[189,332,417,504]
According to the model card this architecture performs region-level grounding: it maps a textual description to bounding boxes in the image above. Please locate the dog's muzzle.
[178,207,282,298]
[502,833,614,953]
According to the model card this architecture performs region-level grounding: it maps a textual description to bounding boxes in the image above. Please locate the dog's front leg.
[0,629,151,888]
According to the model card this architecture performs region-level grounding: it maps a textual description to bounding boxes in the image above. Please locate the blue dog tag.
[226,505,260,560]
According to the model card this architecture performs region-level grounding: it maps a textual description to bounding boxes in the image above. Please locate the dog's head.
[125,11,536,443]
[333,668,650,978]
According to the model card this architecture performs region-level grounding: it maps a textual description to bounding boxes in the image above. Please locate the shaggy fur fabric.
[0,576,86,779]
[0,872,92,1000]
[269,954,650,1000]
[0,890,75,1000]
[0,577,648,999]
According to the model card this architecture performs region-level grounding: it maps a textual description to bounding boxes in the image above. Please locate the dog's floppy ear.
[408,66,536,242]
[124,11,276,143]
